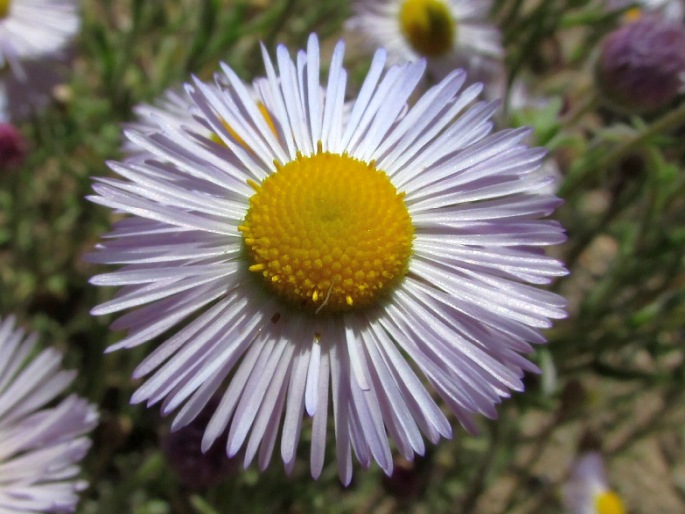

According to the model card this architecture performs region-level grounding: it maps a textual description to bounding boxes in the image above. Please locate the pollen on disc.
[239,150,414,313]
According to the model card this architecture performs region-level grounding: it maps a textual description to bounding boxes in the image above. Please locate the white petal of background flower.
[0,0,79,78]
[0,315,98,513]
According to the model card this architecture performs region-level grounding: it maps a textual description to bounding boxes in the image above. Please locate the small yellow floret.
[595,491,626,514]
[240,150,414,313]
[399,0,455,57]
[0,0,10,18]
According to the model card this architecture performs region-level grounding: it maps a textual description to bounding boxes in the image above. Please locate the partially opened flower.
[123,80,277,162]
[0,0,79,79]
[347,0,503,83]
[605,0,684,21]
[0,315,98,513]
[596,16,685,113]
[88,34,566,484]
[562,452,626,514]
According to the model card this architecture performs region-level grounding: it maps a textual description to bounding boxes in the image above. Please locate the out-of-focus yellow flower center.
[239,148,414,313]
[399,0,455,57]
[623,7,643,22]
[0,0,11,18]
[595,491,626,514]
[211,102,277,150]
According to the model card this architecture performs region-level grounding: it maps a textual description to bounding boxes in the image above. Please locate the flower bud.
[596,17,685,113]
[0,122,26,169]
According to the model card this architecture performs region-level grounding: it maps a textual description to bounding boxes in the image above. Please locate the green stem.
[560,100,685,198]
[561,89,599,129]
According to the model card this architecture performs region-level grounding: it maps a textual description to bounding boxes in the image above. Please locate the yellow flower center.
[399,0,455,57]
[0,0,11,18]
[239,149,414,314]
[623,7,643,22]
[595,491,626,514]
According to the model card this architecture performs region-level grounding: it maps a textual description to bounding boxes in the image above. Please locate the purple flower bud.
[0,122,27,169]
[596,17,685,113]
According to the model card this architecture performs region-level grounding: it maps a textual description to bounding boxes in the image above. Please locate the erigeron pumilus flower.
[0,315,98,513]
[88,34,567,484]
[562,452,626,514]
[347,0,503,83]
[0,0,79,79]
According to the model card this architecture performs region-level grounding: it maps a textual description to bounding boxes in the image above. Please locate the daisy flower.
[0,315,98,513]
[88,34,567,484]
[562,452,626,514]
[0,0,79,80]
[347,0,503,83]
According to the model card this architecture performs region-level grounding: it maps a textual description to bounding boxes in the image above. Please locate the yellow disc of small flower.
[399,0,455,57]
[239,147,414,314]
[0,0,10,18]
[595,491,626,514]
[623,7,643,22]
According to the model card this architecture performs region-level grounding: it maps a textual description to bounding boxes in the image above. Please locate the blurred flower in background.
[346,0,503,86]
[605,0,685,20]
[88,33,566,484]
[0,0,79,119]
[595,15,685,113]
[121,87,208,162]
[123,79,276,161]
[0,0,79,79]
[0,315,98,513]
[562,452,626,514]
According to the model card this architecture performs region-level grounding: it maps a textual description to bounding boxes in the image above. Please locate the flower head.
[347,0,503,83]
[88,34,566,484]
[0,315,98,512]
[596,16,685,113]
[0,0,79,80]
[562,452,626,514]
